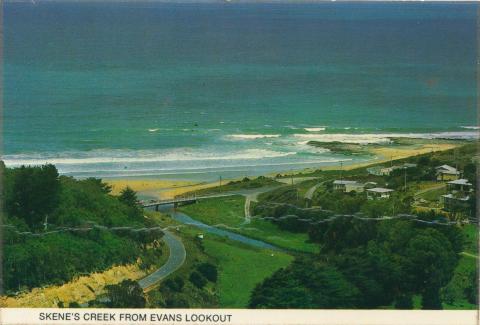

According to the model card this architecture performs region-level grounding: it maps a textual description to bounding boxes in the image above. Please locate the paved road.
[304,179,330,201]
[244,195,252,224]
[305,183,322,200]
[137,230,186,290]
[231,186,283,224]
[276,176,319,185]
[460,252,479,260]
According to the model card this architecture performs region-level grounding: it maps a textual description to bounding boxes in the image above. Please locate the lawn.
[416,185,446,202]
[202,236,294,308]
[178,196,245,227]
[239,219,319,253]
[462,224,478,255]
[178,196,319,253]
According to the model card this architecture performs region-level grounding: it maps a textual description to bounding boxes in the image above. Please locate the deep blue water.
[3,1,478,180]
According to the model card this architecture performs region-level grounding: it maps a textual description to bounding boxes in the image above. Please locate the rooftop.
[447,179,473,186]
[333,180,358,185]
[367,187,394,193]
[442,194,470,201]
[436,165,460,174]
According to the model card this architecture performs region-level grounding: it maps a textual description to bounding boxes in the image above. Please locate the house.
[364,182,378,189]
[367,163,417,176]
[367,167,384,176]
[366,187,394,199]
[446,179,473,193]
[441,178,474,213]
[436,165,460,181]
[367,166,396,176]
[441,193,471,212]
[333,180,365,193]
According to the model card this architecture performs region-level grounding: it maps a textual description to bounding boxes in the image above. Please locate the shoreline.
[104,140,467,199]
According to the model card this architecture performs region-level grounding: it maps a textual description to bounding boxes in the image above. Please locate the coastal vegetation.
[2,164,164,294]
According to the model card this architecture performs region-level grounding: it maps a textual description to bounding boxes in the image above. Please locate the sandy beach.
[104,141,465,199]
[106,178,223,200]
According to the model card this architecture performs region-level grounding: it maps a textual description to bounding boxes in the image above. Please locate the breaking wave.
[294,131,479,144]
[227,134,281,140]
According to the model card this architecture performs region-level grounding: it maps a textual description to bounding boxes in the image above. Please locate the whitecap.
[304,127,326,132]
[227,134,281,140]
[294,131,479,144]
[3,148,295,167]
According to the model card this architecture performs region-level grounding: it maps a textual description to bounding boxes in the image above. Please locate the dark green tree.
[6,164,60,229]
[105,279,146,308]
[118,186,138,208]
[189,271,207,289]
[197,263,218,282]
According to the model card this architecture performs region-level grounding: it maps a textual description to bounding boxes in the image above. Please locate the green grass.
[202,235,294,308]
[239,219,319,253]
[417,186,446,202]
[183,177,280,196]
[178,196,245,228]
[178,196,319,253]
[462,224,479,256]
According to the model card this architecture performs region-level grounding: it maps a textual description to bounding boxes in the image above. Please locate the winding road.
[137,230,186,290]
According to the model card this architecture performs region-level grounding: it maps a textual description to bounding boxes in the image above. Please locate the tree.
[105,279,146,308]
[7,165,60,229]
[405,229,457,306]
[464,269,478,305]
[316,216,377,253]
[118,186,138,208]
[463,163,476,184]
[394,295,413,309]
[189,271,207,289]
[197,263,218,282]
[422,288,443,310]
[83,178,112,194]
[249,259,360,309]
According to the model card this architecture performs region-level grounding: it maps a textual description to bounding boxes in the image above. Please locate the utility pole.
[404,167,407,192]
[340,161,343,181]
[43,215,48,231]
[219,175,222,188]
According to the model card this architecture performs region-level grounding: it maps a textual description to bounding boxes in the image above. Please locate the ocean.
[3,1,478,181]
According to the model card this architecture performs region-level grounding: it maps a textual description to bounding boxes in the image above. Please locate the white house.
[333,180,365,193]
[366,187,394,199]
[446,179,473,193]
[436,165,460,181]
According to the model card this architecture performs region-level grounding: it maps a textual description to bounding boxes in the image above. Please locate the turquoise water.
[3,2,478,180]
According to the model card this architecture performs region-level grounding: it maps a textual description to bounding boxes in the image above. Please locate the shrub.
[189,271,207,289]
[197,263,218,282]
